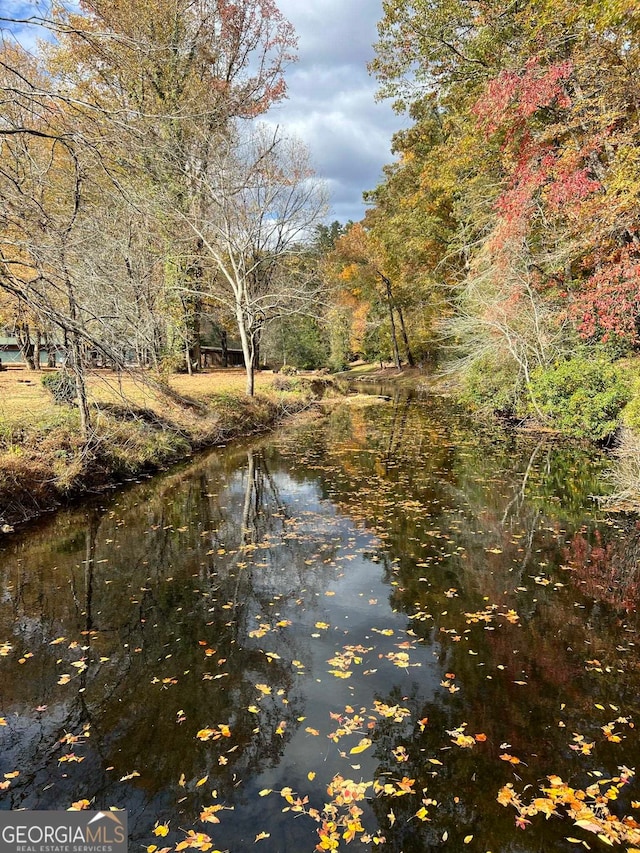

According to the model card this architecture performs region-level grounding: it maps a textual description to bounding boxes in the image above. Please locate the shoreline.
[0,370,340,532]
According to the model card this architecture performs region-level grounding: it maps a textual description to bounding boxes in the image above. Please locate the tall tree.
[45,0,298,372]
[367,0,640,403]
[175,123,327,395]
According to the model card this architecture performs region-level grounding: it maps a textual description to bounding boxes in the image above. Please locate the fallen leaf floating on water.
[196,725,231,742]
[500,753,522,764]
[350,737,372,754]
[497,768,640,846]
[175,830,219,851]
[200,804,230,824]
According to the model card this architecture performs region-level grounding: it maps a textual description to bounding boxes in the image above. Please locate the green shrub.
[41,370,76,406]
[529,357,629,440]
[158,352,187,375]
[460,354,524,417]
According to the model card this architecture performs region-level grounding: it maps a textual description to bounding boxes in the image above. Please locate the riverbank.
[0,368,342,529]
[336,362,461,395]
[337,361,640,512]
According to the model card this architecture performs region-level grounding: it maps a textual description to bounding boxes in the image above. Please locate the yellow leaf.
[196,775,208,787]
[255,831,270,841]
[464,835,473,843]
[196,728,215,741]
[328,669,352,679]
[308,772,316,781]
[258,789,272,797]
[350,738,372,754]
[153,824,169,837]
[200,804,225,823]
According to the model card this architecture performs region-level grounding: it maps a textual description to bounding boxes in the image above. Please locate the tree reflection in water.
[0,395,639,852]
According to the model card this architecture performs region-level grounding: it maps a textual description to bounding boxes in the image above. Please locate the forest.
[3,5,640,852]
[1,1,640,453]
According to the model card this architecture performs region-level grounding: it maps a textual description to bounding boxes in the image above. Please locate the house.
[0,334,64,366]
[200,346,244,368]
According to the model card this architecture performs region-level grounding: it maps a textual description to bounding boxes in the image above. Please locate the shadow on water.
[0,394,639,851]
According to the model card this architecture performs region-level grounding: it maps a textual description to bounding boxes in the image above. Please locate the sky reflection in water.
[0,392,639,852]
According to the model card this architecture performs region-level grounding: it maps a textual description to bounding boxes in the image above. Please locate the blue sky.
[1,0,406,223]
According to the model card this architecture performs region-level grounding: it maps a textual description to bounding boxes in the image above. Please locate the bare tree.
[178,124,328,395]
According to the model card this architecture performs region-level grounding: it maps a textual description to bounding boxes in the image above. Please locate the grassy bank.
[0,368,340,528]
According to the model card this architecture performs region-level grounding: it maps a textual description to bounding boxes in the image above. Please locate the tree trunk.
[396,305,415,367]
[33,328,42,370]
[252,327,262,372]
[236,304,255,396]
[382,275,401,370]
[70,331,91,439]
[15,322,36,370]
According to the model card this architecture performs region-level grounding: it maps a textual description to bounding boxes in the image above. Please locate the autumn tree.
[368,0,640,411]
[0,0,300,436]
[328,222,418,370]
[175,123,327,395]
[38,0,297,373]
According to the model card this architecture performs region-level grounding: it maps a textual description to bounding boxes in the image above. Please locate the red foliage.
[473,57,573,135]
[568,247,640,343]
[565,529,640,612]
[546,167,601,212]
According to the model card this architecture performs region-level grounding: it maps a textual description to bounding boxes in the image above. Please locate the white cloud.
[269,0,407,224]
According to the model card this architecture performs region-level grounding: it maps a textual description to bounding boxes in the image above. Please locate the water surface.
[0,392,639,851]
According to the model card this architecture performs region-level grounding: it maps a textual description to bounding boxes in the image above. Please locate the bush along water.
[528,356,630,441]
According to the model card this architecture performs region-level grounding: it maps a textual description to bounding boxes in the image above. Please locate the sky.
[1,0,406,224]
[269,0,407,224]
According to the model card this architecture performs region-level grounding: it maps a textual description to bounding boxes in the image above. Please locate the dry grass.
[0,367,275,427]
[0,366,333,526]
[0,368,54,425]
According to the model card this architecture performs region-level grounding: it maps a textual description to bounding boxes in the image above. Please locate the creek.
[0,389,639,852]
